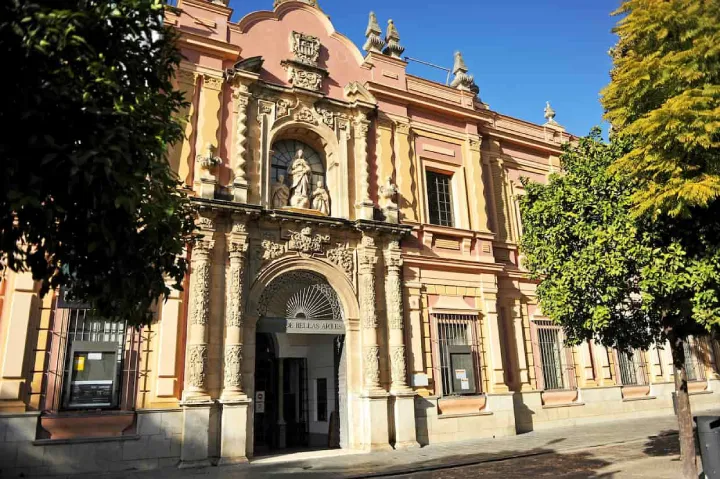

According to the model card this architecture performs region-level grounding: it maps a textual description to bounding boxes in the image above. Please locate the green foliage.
[601,0,720,217]
[519,129,720,351]
[0,0,195,327]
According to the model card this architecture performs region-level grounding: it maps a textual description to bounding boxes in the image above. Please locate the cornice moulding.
[178,0,232,16]
[176,31,241,61]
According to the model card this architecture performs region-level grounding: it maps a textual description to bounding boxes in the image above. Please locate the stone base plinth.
[219,399,251,466]
[180,402,213,468]
[232,181,248,203]
[362,393,392,451]
[392,392,419,449]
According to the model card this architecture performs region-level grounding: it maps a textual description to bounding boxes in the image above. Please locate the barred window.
[426,171,454,227]
[44,294,141,411]
[532,320,576,391]
[616,351,648,386]
[433,314,482,396]
[684,337,707,382]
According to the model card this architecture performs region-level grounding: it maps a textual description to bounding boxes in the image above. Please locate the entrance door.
[253,333,277,455]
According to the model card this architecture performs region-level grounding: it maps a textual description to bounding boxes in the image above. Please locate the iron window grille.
[426,170,454,227]
[532,320,576,391]
[43,301,141,412]
[431,314,482,396]
[616,350,649,386]
[684,337,707,382]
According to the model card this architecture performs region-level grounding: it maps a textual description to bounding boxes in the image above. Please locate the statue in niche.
[271,174,290,209]
[289,149,312,208]
[311,178,330,215]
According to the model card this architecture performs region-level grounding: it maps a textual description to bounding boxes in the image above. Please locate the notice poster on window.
[461,379,470,390]
[454,369,467,380]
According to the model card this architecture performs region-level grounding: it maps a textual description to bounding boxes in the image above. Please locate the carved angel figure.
[311,178,330,215]
[271,174,290,209]
[289,149,312,208]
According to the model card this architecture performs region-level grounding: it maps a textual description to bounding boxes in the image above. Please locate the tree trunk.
[669,336,698,479]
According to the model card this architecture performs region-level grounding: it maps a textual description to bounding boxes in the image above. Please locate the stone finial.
[544,101,558,125]
[383,20,405,59]
[363,12,385,54]
[450,51,479,95]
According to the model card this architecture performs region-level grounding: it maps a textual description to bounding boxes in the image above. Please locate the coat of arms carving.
[288,227,330,256]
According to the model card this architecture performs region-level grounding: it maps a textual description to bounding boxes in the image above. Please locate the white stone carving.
[272,175,291,209]
[364,346,381,389]
[196,143,221,176]
[544,101,558,125]
[189,239,214,325]
[359,254,378,329]
[316,106,335,128]
[286,66,324,91]
[385,255,403,330]
[288,227,330,256]
[196,216,215,231]
[289,149,313,208]
[261,240,286,261]
[223,344,243,389]
[311,179,330,215]
[327,243,354,276]
[277,99,292,118]
[390,345,408,388]
[450,51,480,95]
[226,241,247,328]
[291,31,321,66]
[187,344,208,390]
[294,106,317,124]
[231,222,247,234]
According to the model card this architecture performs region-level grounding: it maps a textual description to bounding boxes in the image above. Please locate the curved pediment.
[232,2,369,101]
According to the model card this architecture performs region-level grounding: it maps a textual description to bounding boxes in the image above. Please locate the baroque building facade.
[1,0,719,474]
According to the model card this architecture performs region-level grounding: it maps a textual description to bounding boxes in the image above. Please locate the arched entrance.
[252,270,348,455]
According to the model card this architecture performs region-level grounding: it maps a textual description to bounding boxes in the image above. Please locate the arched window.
[271,140,324,187]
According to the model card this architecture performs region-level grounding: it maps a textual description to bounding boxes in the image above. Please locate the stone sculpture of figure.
[289,149,312,209]
[311,178,330,215]
[271,174,290,209]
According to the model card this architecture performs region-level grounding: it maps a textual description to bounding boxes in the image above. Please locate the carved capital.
[390,345,408,389]
[327,243,354,276]
[395,121,411,136]
[202,75,224,91]
[178,69,199,86]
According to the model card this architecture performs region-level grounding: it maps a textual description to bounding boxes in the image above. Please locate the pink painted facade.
[1,0,719,475]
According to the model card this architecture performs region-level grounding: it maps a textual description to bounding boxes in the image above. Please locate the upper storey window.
[426,170,454,227]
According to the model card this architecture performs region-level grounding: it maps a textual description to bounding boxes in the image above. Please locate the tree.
[600,2,720,476]
[0,0,195,327]
[601,0,720,218]
[520,130,720,479]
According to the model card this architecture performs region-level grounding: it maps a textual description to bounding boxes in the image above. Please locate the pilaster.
[354,114,374,220]
[481,277,509,393]
[257,100,275,207]
[375,118,394,207]
[0,273,35,403]
[172,69,199,186]
[229,71,259,204]
[193,74,224,199]
[465,134,491,232]
[394,120,417,222]
[510,298,532,390]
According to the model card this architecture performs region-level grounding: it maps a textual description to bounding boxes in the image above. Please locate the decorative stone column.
[219,217,251,465]
[354,114,374,220]
[180,213,215,469]
[481,275,510,393]
[466,134,491,232]
[359,234,391,451]
[384,240,418,449]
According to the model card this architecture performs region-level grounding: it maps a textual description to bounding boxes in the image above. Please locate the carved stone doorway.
[253,271,348,454]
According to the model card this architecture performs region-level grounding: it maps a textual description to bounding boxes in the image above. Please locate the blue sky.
[227,0,621,137]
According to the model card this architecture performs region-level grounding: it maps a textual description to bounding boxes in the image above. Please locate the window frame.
[684,337,707,383]
[530,319,577,391]
[430,313,483,397]
[43,292,141,413]
[614,350,649,386]
[425,169,455,228]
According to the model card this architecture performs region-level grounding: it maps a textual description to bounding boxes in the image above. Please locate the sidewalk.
[86,408,720,478]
